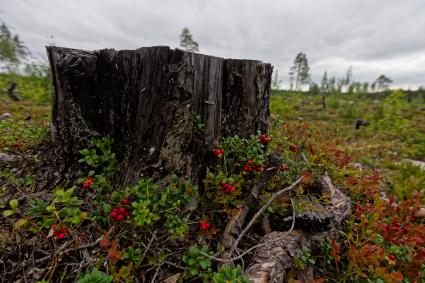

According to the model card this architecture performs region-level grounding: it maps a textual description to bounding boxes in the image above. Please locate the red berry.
[388,255,396,261]
[124,211,129,217]
[242,163,252,172]
[110,212,117,218]
[57,233,65,239]
[82,183,89,189]
[112,208,118,212]
[289,144,298,153]
[60,227,66,233]
[213,148,224,158]
[252,164,263,172]
[116,214,124,221]
[221,183,236,193]
[259,134,271,145]
[200,220,210,231]
[121,198,129,205]
[118,207,126,214]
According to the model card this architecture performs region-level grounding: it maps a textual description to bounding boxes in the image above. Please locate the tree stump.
[46,46,272,185]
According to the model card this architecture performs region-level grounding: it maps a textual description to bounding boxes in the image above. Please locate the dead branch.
[34,237,102,265]
[233,177,303,250]
[198,243,266,263]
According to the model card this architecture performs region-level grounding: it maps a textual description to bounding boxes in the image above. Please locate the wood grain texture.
[46,46,272,185]
[245,176,352,282]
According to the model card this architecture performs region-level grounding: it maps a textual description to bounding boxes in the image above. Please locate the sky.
[1,0,424,89]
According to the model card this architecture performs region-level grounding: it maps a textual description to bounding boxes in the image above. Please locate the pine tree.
[345,66,353,86]
[374,75,393,91]
[362,82,369,93]
[289,52,310,91]
[329,77,336,93]
[271,69,281,90]
[179,27,199,52]
[320,71,329,93]
[0,22,28,72]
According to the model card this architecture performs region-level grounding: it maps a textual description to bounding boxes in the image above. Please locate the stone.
[0,152,20,163]
[0,112,12,121]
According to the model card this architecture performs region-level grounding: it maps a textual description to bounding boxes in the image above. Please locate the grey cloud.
[1,0,424,88]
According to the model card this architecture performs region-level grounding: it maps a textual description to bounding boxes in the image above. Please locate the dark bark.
[46,46,272,186]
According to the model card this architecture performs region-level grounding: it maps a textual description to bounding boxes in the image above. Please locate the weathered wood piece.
[245,175,351,282]
[281,195,333,233]
[46,46,272,185]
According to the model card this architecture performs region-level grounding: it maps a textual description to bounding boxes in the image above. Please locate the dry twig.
[34,238,103,264]
[140,231,157,263]
[198,243,266,263]
[232,177,302,250]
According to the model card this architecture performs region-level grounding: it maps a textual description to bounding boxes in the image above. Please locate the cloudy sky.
[1,0,424,88]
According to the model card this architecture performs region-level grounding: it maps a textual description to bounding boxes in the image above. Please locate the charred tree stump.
[47,46,351,282]
[46,46,272,185]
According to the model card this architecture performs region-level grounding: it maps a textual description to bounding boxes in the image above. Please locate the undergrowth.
[0,81,424,282]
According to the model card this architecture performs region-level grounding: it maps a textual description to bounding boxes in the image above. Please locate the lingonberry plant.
[51,223,67,239]
[199,219,211,231]
[181,245,213,281]
[3,89,422,281]
[272,116,425,282]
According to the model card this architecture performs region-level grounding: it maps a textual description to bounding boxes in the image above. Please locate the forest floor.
[1,87,425,282]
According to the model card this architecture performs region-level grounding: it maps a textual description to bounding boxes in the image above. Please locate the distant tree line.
[271,52,403,94]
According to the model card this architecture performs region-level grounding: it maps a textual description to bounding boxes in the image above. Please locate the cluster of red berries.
[82,177,94,189]
[242,160,264,173]
[213,148,225,159]
[220,183,236,193]
[52,224,67,239]
[289,144,298,153]
[259,134,271,145]
[110,207,129,221]
[199,220,211,231]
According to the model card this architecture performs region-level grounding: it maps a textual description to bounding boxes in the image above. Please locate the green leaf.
[2,210,15,217]
[13,218,29,230]
[188,246,197,256]
[9,199,19,210]
[189,267,197,276]
[199,259,211,270]
[188,258,195,266]
[103,203,112,213]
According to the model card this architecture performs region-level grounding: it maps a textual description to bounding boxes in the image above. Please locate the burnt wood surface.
[47,46,272,185]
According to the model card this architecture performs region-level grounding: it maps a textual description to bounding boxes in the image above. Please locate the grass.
[0,74,50,150]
